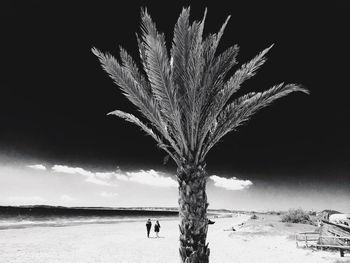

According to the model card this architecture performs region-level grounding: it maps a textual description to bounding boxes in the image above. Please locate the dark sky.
[1,1,349,185]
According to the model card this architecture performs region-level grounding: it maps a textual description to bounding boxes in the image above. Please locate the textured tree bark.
[177,163,210,263]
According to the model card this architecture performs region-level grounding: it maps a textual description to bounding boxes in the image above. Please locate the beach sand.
[0,214,349,263]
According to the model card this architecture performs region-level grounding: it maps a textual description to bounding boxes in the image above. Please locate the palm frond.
[135,33,150,80]
[140,8,188,155]
[199,44,240,121]
[169,7,193,151]
[92,47,151,115]
[196,45,274,160]
[108,109,180,165]
[119,46,152,96]
[201,83,309,160]
[92,47,181,156]
[202,15,231,65]
[213,44,273,114]
[192,44,240,163]
[170,7,191,95]
[186,10,208,152]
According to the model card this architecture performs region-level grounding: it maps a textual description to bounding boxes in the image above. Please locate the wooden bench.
[295,232,319,248]
[295,232,350,257]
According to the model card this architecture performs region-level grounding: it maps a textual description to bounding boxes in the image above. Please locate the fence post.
[305,234,308,247]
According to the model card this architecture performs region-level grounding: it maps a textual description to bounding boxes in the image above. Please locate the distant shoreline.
[0,205,180,217]
[0,205,240,217]
[0,205,234,230]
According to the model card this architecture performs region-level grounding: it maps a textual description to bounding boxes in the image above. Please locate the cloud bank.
[210,175,252,190]
[27,164,251,191]
[51,165,113,186]
[122,170,178,187]
[35,165,178,188]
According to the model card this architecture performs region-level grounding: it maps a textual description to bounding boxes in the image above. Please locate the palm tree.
[92,7,308,263]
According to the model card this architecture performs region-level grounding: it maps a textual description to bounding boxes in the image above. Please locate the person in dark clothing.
[154,220,160,238]
[146,219,152,238]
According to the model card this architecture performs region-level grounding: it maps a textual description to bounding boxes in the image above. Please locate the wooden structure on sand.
[295,220,350,257]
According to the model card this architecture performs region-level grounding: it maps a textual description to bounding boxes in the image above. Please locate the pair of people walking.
[146,219,161,238]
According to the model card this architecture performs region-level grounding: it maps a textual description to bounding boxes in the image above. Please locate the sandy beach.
[0,214,349,263]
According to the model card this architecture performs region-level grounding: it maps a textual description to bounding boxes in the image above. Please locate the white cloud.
[114,173,129,181]
[95,172,115,180]
[50,165,177,188]
[100,191,118,198]
[210,175,252,190]
[51,165,113,186]
[27,164,47,170]
[61,194,75,202]
[124,169,177,187]
[8,196,46,204]
[52,165,93,177]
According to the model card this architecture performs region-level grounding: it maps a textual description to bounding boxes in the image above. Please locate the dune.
[0,214,348,262]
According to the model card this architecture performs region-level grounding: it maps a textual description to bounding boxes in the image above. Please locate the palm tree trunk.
[178,163,210,263]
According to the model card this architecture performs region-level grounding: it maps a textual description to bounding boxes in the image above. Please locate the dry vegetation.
[281,209,315,225]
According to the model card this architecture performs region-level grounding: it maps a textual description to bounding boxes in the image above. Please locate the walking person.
[146,219,152,238]
[154,220,161,238]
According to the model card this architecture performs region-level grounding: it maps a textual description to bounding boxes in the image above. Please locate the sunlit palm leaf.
[92,48,153,118]
[119,46,152,96]
[196,45,274,160]
[186,10,207,151]
[201,83,309,160]
[170,7,191,96]
[140,8,187,154]
[91,47,181,156]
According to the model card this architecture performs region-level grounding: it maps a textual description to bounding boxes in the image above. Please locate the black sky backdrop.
[1,1,349,185]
